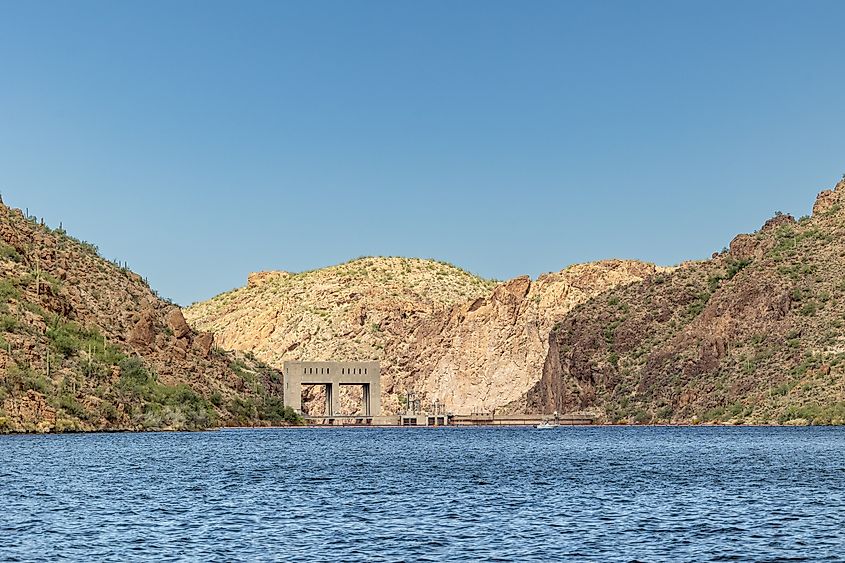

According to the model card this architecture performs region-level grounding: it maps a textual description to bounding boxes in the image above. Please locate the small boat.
[535,412,560,429]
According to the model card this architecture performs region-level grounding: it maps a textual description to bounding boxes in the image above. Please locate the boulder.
[166,308,191,339]
[761,213,796,232]
[729,234,759,261]
[172,336,188,359]
[813,189,839,215]
[192,332,214,359]
[129,310,156,347]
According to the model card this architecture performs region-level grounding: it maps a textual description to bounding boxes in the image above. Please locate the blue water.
[1,427,844,562]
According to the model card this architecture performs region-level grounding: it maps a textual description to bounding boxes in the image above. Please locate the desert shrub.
[0,314,19,333]
[632,409,652,424]
[47,324,80,357]
[4,364,52,395]
[799,302,818,316]
[779,405,823,424]
[603,319,622,345]
[58,394,87,420]
[686,291,711,318]
[97,401,118,422]
[158,386,216,429]
[726,258,751,279]
[228,397,257,423]
[0,279,20,302]
[702,406,726,422]
[0,243,21,262]
[120,371,215,430]
[117,356,157,399]
[656,405,674,420]
[46,318,110,360]
[259,396,302,424]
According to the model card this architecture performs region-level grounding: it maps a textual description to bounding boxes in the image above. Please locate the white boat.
[535,412,560,429]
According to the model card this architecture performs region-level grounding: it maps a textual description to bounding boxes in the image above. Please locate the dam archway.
[283,361,381,418]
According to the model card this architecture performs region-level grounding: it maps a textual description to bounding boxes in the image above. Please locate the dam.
[283,360,593,426]
[283,361,381,419]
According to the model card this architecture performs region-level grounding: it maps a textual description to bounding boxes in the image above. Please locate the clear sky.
[1,0,844,305]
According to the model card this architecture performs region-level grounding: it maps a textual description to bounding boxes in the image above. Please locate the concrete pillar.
[283,367,302,413]
[370,372,381,418]
[362,384,370,416]
[325,383,334,417]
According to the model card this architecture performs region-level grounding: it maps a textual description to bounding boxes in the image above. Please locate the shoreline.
[0,421,835,436]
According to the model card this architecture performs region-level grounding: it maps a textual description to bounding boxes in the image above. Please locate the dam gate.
[283,361,381,418]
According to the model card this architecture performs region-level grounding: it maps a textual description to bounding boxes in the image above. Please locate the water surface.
[1,426,844,561]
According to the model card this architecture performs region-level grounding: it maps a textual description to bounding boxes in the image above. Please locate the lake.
[1,426,843,561]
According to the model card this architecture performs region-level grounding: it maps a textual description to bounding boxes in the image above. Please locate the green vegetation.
[259,396,302,424]
[725,258,751,279]
[686,290,712,318]
[603,319,622,345]
[116,356,216,430]
[0,314,20,333]
[779,403,845,425]
[226,394,302,426]
[3,364,52,395]
[769,225,831,262]
[0,243,21,262]
[0,279,20,303]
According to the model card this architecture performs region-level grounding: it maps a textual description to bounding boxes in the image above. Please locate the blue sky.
[1,0,844,305]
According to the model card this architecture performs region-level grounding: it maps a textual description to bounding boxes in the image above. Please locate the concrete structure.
[450,413,594,426]
[400,414,449,426]
[283,361,381,418]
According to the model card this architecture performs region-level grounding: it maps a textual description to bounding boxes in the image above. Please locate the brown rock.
[247,271,290,288]
[129,310,156,347]
[192,332,214,359]
[729,234,759,261]
[813,189,840,215]
[761,213,796,232]
[166,308,191,339]
[500,276,531,300]
[172,337,188,358]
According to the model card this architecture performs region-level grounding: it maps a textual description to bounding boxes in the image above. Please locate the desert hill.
[526,179,845,425]
[186,257,658,414]
[0,201,295,432]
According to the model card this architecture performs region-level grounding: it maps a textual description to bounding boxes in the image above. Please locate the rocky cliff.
[0,201,294,432]
[392,260,662,414]
[526,179,845,425]
[186,257,657,414]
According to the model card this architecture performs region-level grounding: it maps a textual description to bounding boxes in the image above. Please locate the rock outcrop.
[523,179,845,425]
[186,257,658,414]
[393,260,662,414]
[812,178,845,215]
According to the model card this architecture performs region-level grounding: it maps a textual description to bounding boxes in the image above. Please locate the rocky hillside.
[393,260,662,414]
[186,257,657,414]
[526,179,845,425]
[186,257,497,366]
[0,201,296,432]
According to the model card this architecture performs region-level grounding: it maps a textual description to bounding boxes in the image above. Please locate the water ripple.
[1,427,845,561]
